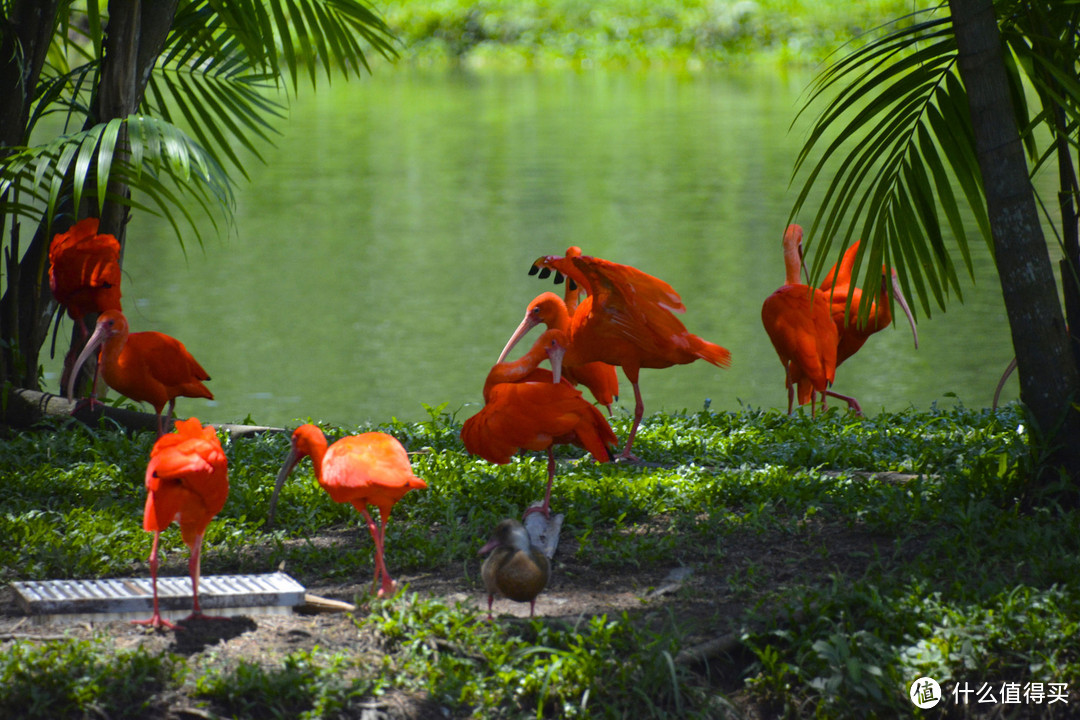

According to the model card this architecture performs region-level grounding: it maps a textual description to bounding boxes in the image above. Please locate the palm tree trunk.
[949,0,1080,491]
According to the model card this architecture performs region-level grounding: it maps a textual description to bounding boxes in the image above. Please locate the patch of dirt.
[0,522,900,718]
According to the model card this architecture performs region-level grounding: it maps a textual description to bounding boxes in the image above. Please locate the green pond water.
[45,67,1022,428]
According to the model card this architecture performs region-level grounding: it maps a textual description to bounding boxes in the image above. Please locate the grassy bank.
[2,404,1078,717]
[375,0,941,68]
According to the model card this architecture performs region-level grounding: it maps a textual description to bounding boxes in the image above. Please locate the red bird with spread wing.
[269,426,428,597]
[136,417,228,629]
[501,253,730,459]
[67,310,213,435]
[463,328,616,519]
[761,224,839,415]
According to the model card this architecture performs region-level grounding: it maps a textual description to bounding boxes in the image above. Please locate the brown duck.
[479,519,550,618]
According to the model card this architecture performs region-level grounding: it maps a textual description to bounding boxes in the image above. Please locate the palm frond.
[172,0,398,93]
[0,115,233,245]
[790,8,992,321]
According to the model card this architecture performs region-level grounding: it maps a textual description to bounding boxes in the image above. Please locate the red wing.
[461,381,599,462]
[535,254,685,315]
[128,332,213,395]
[762,287,837,389]
[821,241,861,296]
[144,421,228,532]
[320,433,426,505]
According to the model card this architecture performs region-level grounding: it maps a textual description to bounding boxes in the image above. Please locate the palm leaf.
[0,116,233,242]
[790,6,994,322]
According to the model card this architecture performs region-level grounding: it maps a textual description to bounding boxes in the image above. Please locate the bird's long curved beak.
[890,270,919,349]
[547,342,565,384]
[267,447,300,527]
[798,244,811,286]
[497,315,540,364]
[66,322,110,401]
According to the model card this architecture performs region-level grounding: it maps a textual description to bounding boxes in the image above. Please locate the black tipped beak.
[553,271,565,285]
[528,265,540,276]
[538,267,552,279]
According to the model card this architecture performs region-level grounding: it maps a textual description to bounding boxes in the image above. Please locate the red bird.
[463,329,616,519]
[502,291,619,414]
[501,253,730,460]
[762,224,839,416]
[269,425,428,597]
[66,310,213,435]
[49,217,123,325]
[48,217,123,390]
[561,245,585,315]
[818,238,919,413]
[136,417,228,629]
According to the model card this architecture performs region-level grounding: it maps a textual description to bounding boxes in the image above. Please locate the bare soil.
[0,521,895,719]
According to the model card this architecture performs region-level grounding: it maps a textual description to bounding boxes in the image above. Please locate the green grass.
[2,402,1079,717]
[375,0,942,68]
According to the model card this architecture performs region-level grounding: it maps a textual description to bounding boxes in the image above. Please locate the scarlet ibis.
[479,519,550,619]
[48,217,123,390]
[66,310,212,435]
[269,425,428,597]
[503,252,730,459]
[48,217,122,325]
[462,329,616,520]
[818,237,919,414]
[135,417,228,629]
[761,224,839,415]
[504,291,619,413]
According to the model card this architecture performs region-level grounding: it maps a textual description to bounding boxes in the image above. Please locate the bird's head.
[479,519,531,556]
[535,328,567,384]
[267,424,327,527]
[498,293,569,364]
[66,310,130,402]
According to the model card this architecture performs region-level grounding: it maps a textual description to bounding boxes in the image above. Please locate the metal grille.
[11,572,306,624]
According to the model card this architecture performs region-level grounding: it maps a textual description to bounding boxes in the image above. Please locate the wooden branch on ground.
[1,387,284,438]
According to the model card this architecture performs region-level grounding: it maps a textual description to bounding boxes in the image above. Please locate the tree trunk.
[1,0,179,394]
[0,0,61,387]
[950,0,1080,492]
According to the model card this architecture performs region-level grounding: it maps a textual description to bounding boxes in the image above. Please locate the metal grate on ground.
[11,572,306,624]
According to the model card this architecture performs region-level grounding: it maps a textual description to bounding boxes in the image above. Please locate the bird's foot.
[374,579,398,598]
[521,503,552,521]
[132,613,177,631]
[71,395,103,414]
[614,450,642,464]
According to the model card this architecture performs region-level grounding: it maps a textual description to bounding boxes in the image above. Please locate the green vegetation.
[2,404,1078,717]
[377,0,940,67]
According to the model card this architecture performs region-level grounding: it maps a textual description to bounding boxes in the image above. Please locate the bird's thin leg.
[487,593,495,621]
[360,508,394,597]
[616,381,644,461]
[824,389,862,416]
[188,533,204,615]
[181,531,227,623]
[993,358,1018,410]
[133,532,176,630]
[161,399,177,436]
[376,509,395,592]
[522,449,556,520]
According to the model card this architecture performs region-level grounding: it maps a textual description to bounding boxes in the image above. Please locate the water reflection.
[46,68,1020,427]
